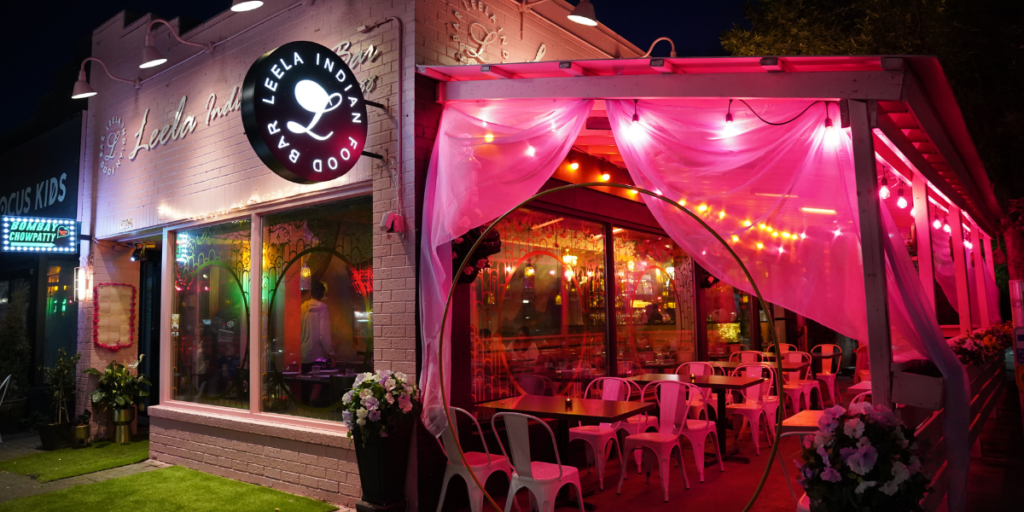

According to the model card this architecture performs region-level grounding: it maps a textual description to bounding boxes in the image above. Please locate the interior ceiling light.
[231,0,264,12]
[71,57,141,99]
[567,0,598,26]
[141,19,215,69]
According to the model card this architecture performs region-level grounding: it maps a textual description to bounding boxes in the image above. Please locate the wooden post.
[912,176,936,312]
[949,205,973,333]
[849,99,893,407]
[249,214,262,413]
[693,265,709,362]
[971,224,992,328]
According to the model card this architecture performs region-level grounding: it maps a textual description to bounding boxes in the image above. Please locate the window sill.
[149,402,353,449]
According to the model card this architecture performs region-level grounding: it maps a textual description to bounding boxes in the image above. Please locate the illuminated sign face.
[2,216,77,253]
[241,41,369,184]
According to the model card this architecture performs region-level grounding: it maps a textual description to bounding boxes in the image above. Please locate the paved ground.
[0,433,169,504]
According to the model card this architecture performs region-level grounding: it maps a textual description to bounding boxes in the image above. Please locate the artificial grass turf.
[0,465,339,512]
[0,439,150,482]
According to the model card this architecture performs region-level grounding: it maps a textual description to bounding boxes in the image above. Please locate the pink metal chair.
[620,379,659,473]
[811,344,843,405]
[674,362,724,418]
[435,407,516,512]
[730,350,764,363]
[854,345,871,384]
[785,351,822,411]
[850,391,872,407]
[677,381,725,482]
[568,377,631,490]
[617,380,691,502]
[492,412,585,512]
[725,363,775,456]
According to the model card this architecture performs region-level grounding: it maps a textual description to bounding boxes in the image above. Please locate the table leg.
[715,389,753,464]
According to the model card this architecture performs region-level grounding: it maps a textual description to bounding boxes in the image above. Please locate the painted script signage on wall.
[240,40,368,184]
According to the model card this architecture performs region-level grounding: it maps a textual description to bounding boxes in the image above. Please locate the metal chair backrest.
[435,406,500,469]
[811,344,843,375]
[583,377,631,402]
[492,412,563,480]
[675,362,721,377]
[731,350,764,363]
[732,363,772,405]
[850,391,872,407]
[641,380,691,436]
[784,351,813,379]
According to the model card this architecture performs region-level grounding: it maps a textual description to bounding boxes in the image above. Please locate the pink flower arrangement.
[798,403,930,511]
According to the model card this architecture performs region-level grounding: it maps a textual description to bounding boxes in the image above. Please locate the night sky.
[0,0,749,135]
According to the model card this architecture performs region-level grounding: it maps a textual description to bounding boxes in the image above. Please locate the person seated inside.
[505,325,539,367]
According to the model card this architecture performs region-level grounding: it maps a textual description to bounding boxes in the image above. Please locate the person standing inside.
[301,281,336,372]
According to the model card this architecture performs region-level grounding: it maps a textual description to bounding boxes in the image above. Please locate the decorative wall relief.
[448,0,546,64]
[99,117,127,176]
[93,283,137,350]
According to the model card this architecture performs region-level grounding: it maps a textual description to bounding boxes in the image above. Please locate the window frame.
[158,182,371,432]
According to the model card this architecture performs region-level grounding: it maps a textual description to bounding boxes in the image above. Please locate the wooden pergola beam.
[439,70,905,102]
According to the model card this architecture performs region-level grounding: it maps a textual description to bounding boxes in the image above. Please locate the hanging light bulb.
[878,175,891,200]
[933,214,942,230]
[896,184,908,209]
[722,99,738,137]
[943,217,951,233]
[569,160,579,171]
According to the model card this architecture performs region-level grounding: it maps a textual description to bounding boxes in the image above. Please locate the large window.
[612,228,694,375]
[468,208,607,403]
[171,220,251,409]
[704,281,753,357]
[260,197,372,421]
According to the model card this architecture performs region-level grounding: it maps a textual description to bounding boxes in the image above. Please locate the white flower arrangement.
[341,369,420,441]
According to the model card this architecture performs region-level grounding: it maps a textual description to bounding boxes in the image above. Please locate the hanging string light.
[943,217,951,233]
[632,99,640,125]
[879,170,891,200]
[896,182,908,209]
[933,211,943,230]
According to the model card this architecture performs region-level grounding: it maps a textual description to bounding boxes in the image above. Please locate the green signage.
[2,216,77,253]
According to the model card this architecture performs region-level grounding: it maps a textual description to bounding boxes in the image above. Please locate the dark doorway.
[137,251,162,424]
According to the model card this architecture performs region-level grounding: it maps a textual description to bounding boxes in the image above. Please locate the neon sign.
[241,41,368,184]
[2,216,77,253]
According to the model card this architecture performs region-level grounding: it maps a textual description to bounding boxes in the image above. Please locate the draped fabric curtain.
[605,98,967,511]
[933,220,1003,326]
[418,99,594,435]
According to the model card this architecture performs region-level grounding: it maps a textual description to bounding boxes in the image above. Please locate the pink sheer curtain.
[418,99,593,435]
[933,226,961,316]
[606,98,967,510]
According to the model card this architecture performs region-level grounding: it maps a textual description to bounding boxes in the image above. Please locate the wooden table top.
[629,373,765,391]
[475,395,655,423]
[715,360,809,372]
[780,410,824,434]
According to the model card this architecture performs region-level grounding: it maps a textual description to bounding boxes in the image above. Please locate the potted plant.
[73,409,92,448]
[37,348,80,450]
[796,402,930,511]
[342,370,420,511]
[83,355,151,444]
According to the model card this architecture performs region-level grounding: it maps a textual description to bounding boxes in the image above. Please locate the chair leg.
[658,453,672,502]
[634,447,643,474]
[689,435,705,482]
[676,445,690,490]
[436,471,454,512]
[712,431,725,473]
[594,438,608,490]
[617,444,630,494]
[503,482,519,512]
[468,484,485,512]
[750,413,761,456]
[573,481,586,512]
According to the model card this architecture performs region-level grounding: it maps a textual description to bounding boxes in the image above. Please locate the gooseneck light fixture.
[231,0,264,12]
[642,37,677,58]
[140,19,215,69]
[71,58,141,99]
[567,0,598,26]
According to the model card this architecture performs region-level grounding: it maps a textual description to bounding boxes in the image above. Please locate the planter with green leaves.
[37,348,81,450]
[83,355,151,444]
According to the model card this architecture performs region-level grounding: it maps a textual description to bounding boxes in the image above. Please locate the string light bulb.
[569,160,579,170]
[723,99,738,137]
[943,217,951,233]
[631,99,639,125]
[879,174,891,200]
[933,214,942,230]
[896,184,908,209]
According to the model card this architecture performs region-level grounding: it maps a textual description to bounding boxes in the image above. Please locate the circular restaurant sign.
[241,41,368,184]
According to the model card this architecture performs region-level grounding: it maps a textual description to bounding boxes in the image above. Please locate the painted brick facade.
[73,0,638,509]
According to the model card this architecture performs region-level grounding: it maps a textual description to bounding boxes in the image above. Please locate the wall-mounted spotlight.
[140,19,215,69]
[71,58,141,99]
[567,0,598,26]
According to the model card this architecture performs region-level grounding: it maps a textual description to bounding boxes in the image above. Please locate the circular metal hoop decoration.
[435,183,785,512]
[241,41,369,184]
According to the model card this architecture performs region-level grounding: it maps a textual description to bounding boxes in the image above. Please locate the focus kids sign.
[2,216,78,253]
[241,41,369,184]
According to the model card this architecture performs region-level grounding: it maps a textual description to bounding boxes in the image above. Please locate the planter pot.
[112,407,135,445]
[73,424,91,448]
[37,422,75,450]
[354,425,413,512]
